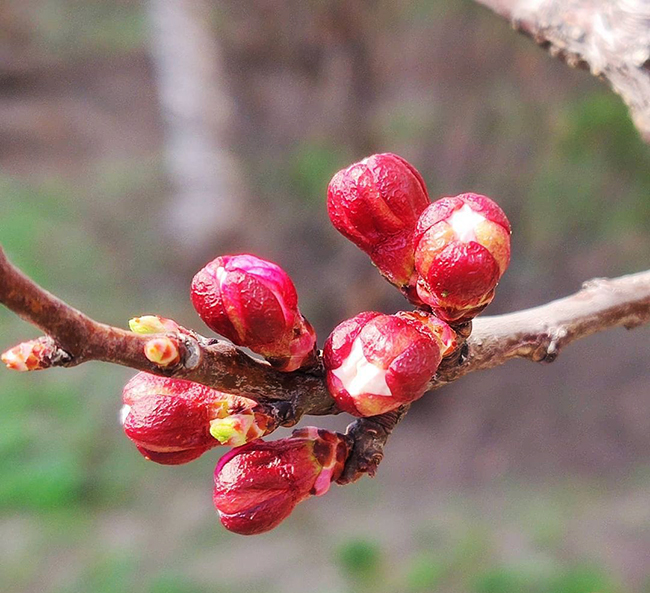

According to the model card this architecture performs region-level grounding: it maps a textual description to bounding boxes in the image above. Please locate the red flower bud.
[121,372,274,464]
[323,312,443,417]
[213,427,349,535]
[191,254,317,372]
[327,153,430,288]
[414,193,511,323]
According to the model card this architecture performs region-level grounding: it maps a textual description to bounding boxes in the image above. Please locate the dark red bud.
[213,427,349,535]
[323,312,442,416]
[327,153,430,288]
[121,372,274,464]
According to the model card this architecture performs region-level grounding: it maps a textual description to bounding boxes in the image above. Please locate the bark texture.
[476,0,650,142]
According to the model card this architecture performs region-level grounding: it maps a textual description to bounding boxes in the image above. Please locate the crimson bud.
[323,311,444,417]
[213,427,349,535]
[414,192,511,323]
[121,372,274,465]
[327,153,430,290]
[191,254,317,372]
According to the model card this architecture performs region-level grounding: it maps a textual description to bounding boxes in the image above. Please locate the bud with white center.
[414,192,511,323]
[323,312,443,417]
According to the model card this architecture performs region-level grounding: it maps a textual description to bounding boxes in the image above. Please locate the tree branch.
[1,245,649,480]
[338,406,410,484]
[475,0,650,142]
[433,269,650,386]
[0,247,336,416]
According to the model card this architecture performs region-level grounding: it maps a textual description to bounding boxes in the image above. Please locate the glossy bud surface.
[213,427,349,535]
[327,153,430,288]
[191,254,317,372]
[414,193,511,323]
[323,312,443,416]
[121,372,273,464]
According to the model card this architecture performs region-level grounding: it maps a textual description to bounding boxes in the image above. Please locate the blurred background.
[1,1,649,591]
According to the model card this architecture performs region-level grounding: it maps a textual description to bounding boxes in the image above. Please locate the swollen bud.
[121,372,275,465]
[191,254,317,372]
[213,427,349,535]
[414,193,511,323]
[327,153,430,290]
[143,336,181,368]
[1,337,65,372]
[323,311,447,417]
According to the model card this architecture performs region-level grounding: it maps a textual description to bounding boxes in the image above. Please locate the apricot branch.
[0,246,335,415]
[2,247,649,414]
[432,269,650,387]
[2,243,649,490]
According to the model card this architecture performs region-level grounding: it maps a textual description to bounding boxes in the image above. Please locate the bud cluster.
[102,152,512,536]
[327,154,511,324]
[323,154,512,415]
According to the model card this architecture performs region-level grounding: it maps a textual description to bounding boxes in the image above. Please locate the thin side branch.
[476,0,650,142]
[433,269,650,386]
[338,406,410,484]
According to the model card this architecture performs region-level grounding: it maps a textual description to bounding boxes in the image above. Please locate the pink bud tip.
[121,372,274,465]
[213,427,349,535]
[1,337,57,372]
[143,337,181,367]
[414,192,511,323]
[327,153,430,289]
[323,311,443,417]
[191,254,317,371]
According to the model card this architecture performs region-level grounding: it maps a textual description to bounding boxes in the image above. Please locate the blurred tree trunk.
[147,0,245,261]
[323,0,379,156]
[0,1,38,79]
